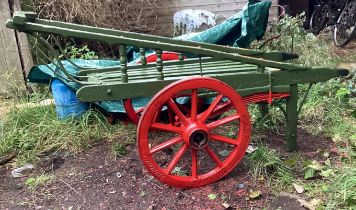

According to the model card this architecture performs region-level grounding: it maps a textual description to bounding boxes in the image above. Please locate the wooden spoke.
[191,89,198,122]
[165,144,189,174]
[150,136,183,154]
[207,114,240,130]
[210,134,239,146]
[204,146,223,167]
[167,98,188,125]
[199,94,224,123]
[151,123,183,134]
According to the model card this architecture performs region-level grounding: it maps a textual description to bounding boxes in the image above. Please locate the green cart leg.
[285,85,298,152]
[258,102,269,121]
[257,66,270,122]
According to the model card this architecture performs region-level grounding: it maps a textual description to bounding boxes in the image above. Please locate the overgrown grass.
[246,145,293,187]
[0,101,132,166]
[325,167,356,209]
[250,13,355,209]
[300,80,355,144]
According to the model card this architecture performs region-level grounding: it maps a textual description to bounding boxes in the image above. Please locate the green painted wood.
[155,49,164,80]
[286,85,298,151]
[140,48,147,65]
[271,67,347,85]
[6,14,306,70]
[119,45,128,83]
[8,12,298,62]
[178,53,184,61]
[77,57,219,76]
[91,63,257,81]
[76,67,346,102]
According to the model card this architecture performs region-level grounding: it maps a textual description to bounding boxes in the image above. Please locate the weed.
[25,174,54,189]
[253,13,341,68]
[245,144,293,187]
[61,44,98,59]
[111,142,128,157]
[325,166,356,209]
[299,80,355,148]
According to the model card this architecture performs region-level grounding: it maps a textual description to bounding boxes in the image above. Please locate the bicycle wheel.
[310,5,328,35]
[333,1,356,47]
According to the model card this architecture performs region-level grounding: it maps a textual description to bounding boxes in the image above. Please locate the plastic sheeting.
[175,0,272,48]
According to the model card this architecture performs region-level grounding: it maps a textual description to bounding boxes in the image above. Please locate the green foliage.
[251,13,355,209]
[254,13,340,67]
[325,167,356,209]
[300,80,355,145]
[262,13,306,52]
[0,102,116,165]
[62,44,98,59]
[208,194,218,200]
[246,145,293,185]
[25,174,54,189]
[111,142,128,157]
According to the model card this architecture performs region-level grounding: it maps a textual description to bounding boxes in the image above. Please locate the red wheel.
[137,77,251,188]
[123,99,144,124]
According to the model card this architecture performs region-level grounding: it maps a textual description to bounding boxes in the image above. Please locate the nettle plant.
[253,12,338,68]
[62,44,98,59]
[263,13,306,53]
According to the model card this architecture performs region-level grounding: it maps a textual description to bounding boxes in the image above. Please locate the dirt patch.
[331,39,356,58]
[0,128,339,209]
[264,128,339,160]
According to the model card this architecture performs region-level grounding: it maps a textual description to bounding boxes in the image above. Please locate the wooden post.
[140,48,147,65]
[12,0,34,77]
[156,49,163,80]
[285,84,298,152]
[257,66,269,121]
[119,45,128,83]
[0,0,27,96]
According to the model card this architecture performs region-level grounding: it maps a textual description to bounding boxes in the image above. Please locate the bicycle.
[310,0,356,47]
[310,0,346,35]
[333,0,356,47]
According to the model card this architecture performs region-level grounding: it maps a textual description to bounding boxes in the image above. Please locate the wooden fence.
[149,0,279,36]
[0,0,33,96]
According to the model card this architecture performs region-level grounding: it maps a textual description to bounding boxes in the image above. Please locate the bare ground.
[0,128,341,210]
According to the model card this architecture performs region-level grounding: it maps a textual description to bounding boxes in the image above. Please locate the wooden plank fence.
[149,0,279,36]
[0,0,33,97]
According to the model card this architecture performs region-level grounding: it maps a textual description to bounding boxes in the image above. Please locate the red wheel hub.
[137,77,251,188]
[183,122,209,149]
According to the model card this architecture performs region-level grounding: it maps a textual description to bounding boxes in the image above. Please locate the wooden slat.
[13,0,34,77]
[0,0,26,96]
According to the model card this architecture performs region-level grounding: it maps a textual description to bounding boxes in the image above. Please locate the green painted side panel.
[76,67,346,102]
[271,67,347,85]
[76,74,269,102]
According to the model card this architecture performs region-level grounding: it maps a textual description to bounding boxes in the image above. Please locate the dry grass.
[24,0,162,57]
[28,0,160,33]
[0,99,15,119]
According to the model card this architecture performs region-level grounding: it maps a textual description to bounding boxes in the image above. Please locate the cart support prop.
[286,84,298,151]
